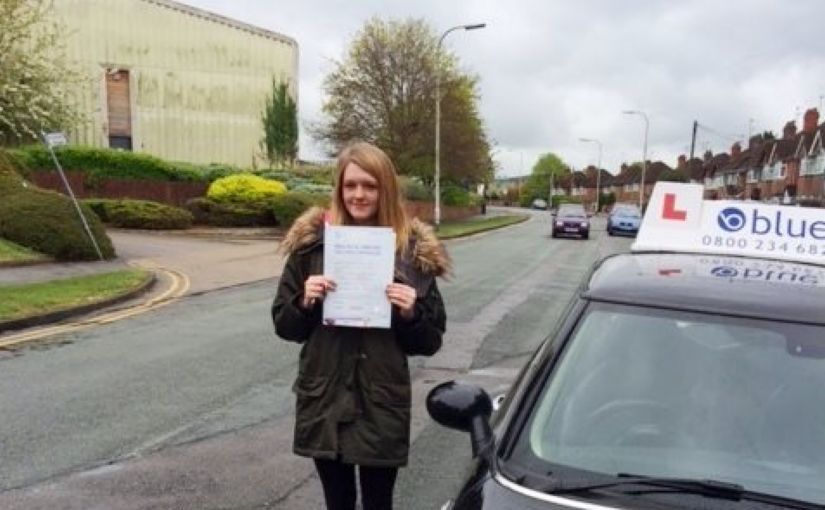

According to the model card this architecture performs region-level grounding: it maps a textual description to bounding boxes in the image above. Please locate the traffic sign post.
[41,131,104,261]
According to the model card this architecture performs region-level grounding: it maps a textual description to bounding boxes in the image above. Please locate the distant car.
[531,198,548,210]
[551,204,589,239]
[607,204,642,236]
[426,182,825,510]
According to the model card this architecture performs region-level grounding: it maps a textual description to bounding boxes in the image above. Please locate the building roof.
[143,0,297,46]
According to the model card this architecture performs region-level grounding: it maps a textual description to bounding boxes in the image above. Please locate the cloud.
[186,0,825,175]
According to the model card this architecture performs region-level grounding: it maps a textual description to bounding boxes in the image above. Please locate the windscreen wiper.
[547,473,820,510]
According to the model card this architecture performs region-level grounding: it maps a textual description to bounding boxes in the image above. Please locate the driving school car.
[427,182,825,510]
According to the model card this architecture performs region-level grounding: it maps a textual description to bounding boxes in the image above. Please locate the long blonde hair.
[330,141,410,253]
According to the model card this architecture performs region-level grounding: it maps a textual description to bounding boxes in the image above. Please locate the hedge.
[0,164,115,260]
[83,199,193,230]
[186,198,275,227]
[6,145,251,183]
[271,192,331,228]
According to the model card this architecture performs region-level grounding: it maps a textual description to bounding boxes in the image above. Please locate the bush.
[441,185,475,207]
[186,197,275,227]
[6,145,255,183]
[401,177,432,201]
[271,192,330,227]
[0,163,114,260]
[207,173,287,203]
[83,199,193,229]
[7,145,206,182]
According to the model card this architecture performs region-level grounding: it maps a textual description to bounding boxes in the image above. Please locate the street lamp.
[435,23,486,228]
[579,137,603,213]
[623,110,649,209]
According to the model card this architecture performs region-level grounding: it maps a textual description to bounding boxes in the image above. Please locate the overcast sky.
[187,0,825,177]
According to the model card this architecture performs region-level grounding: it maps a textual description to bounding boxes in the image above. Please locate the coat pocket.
[292,376,332,450]
[366,380,411,408]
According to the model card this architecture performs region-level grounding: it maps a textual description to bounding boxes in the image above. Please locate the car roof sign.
[633,182,825,267]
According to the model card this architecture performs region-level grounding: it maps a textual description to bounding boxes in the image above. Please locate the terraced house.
[55,0,298,167]
[684,108,824,204]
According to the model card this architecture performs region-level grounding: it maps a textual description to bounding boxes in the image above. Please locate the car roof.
[583,252,825,325]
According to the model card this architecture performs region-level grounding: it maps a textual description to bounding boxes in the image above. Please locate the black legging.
[314,458,398,510]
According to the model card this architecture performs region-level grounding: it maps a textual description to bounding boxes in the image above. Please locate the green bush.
[271,192,330,227]
[6,145,255,183]
[82,198,119,223]
[83,199,193,229]
[0,163,114,260]
[441,185,474,207]
[207,173,287,203]
[401,177,433,201]
[7,145,207,182]
[186,197,275,227]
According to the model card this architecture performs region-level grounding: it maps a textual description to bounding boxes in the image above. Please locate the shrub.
[6,145,206,182]
[83,199,193,229]
[271,192,330,227]
[441,185,474,207]
[82,198,119,222]
[207,173,287,203]
[186,197,275,227]
[0,163,114,260]
[400,177,432,201]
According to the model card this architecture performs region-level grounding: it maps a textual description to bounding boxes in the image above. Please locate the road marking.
[0,268,190,349]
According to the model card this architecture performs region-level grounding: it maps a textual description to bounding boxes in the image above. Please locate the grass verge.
[0,239,49,266]
[437,214,529,239]
[0,269,151,322]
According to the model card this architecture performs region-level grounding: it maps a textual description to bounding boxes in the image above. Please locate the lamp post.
[579,137,603,213]
[435,23,485,228]
[623,110,649,209]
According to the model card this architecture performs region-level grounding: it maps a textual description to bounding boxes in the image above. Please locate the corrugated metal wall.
[55,0,298,168]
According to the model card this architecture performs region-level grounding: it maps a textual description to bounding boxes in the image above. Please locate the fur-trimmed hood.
[280,206,451,278]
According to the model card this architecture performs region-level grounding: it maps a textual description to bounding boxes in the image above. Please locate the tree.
[524,152,569,201]
[315,18,492,186]
[261,79,298,168]
[0,0,83,145]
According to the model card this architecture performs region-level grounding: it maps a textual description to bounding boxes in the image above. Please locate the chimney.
[677,154,686,169]
[783,121,797,139]
[620,163,628,174]
[703,150,713,162]
[748,134,762,150]
[803,108,820,134]
[730,142,742,158]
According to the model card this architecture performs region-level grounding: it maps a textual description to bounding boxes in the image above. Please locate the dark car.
[606,204,641,236]
[427,183,825,510]
[551,204,589,239]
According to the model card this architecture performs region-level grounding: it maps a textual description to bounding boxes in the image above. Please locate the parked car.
[531,198,548,210]
[606,204,642,236]
[551,204,589,239]
[427,182,825,510]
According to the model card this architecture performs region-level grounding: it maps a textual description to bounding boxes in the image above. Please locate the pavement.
[0,227,288,345]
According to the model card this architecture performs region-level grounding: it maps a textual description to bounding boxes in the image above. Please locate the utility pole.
[689,120,698,162]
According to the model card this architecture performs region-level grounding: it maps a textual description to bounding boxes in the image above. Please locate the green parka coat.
[271,207,450,467]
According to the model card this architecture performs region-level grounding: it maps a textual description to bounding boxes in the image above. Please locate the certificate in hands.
[323,224,396,328]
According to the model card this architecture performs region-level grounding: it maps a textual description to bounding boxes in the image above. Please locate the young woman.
[271,141,450,510]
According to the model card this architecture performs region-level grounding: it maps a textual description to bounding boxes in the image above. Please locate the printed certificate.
[323,224,396,328]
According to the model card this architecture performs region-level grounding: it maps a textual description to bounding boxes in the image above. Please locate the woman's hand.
[386,283,417,320]
[302,275,336,310]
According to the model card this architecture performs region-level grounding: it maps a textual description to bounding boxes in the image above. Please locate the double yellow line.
[0,268,190,349]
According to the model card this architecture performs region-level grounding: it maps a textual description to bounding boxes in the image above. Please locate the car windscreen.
[504,302,825,506]
[613,209,640,218]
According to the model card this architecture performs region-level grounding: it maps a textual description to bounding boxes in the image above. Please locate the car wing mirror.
[427,381,494,461]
